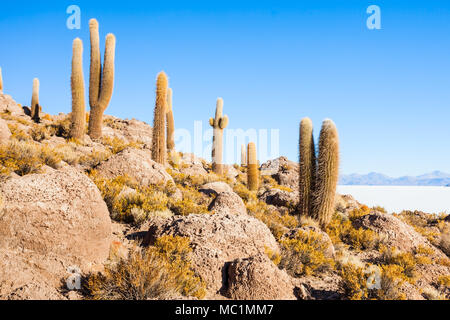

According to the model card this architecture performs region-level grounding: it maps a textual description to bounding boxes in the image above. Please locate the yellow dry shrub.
[233,183,257,203]
[101,136,143,154]
[112,189,169,223]
[7,123,30,141]
[278,229,335,277]
[84,236,206,300]
[246,199,298,240]
[378,245,434,282]
[339,264,369,300]
[89,172,172,223]
[437,275,450,288]
[46,116,72,138]
[376,264,408,300]
[30,124,51,142]
[0,140,61,176]
[326,211,379,250]
[265,246,281,266]
[169,185,211,216]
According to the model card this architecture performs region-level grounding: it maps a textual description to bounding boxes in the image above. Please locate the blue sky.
[1,1,449,176]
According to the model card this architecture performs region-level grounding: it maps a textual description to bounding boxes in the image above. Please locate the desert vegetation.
[0,16,449,302]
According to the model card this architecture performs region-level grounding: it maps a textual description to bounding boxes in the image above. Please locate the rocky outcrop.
[209,191,247,215]
[95,147,173,186]
[261,156,299,190]
[353,211,446,258]
[144,213,279,295]
[0,94,24,116]
[0,118,11,144]
[0,168,112,299]
[103,116,153,147]
[260,189,298,208]
[335,194,360,213]
[226,254,297,300]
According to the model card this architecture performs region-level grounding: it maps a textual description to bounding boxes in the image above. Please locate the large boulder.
[353,211,446,258]
[0,118,11,144]
[95,147,173,186]
[209,191,247,216]
[144,213,279,295]
[226,254,297,300]
[0,168,112,299]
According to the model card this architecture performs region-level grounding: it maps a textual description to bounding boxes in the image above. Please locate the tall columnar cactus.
[166,87,175,152]
[241,144,247,167]
[209,98,228,175]
[247,142,259,191]
[313,119,339,228]
[152,71,168,164]
[299,117,316,217]
[70,38,87,140]
[0,67,3,93]
[31,78,40,122]
[88,19,116,139]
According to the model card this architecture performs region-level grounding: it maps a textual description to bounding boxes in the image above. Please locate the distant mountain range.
[339,171,450,186]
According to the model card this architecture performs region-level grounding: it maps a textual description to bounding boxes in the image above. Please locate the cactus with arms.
[87,19,116,139]
[209,98,228,175]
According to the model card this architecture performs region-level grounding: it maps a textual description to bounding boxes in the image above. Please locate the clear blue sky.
[1,1,449,176]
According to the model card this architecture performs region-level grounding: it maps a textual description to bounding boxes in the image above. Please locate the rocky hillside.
[0,93,449,300]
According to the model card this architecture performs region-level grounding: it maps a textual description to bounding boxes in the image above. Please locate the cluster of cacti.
[69,38,87,140]
[87,19,116,139]
[31,78,40,123]
[0,67,3,93]
[166,87,175,152]
[241,144,247,167]
[152,71,168,164]
[247,142,259,191]
[299,118,339,228]
[209,98,229,175]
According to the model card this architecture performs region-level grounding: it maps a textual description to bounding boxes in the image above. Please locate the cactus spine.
[209,98,228,175]
[313,119,339,228]
[247,142,259,191]
[152,71,168,164]
[299,117,316,217]
[70,38,86,140]
[166,87,175,152]
[88,19,116,139]
[31,78,40,122]
[241,144,247,167]
[0,67,3,93]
